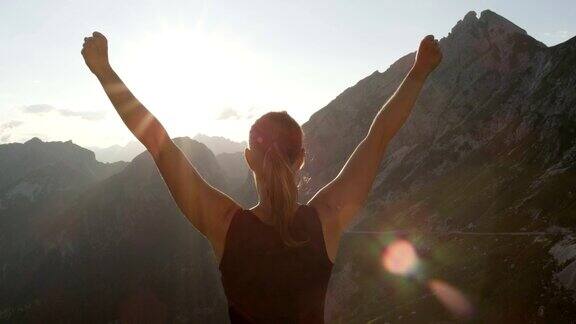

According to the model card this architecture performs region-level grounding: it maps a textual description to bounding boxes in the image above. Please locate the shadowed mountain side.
[0,138,127,307]
[294,10,576,322]
[0,137,126,193]
[0,137,230,323]
[216,151,252,204]
[299,9,550,202]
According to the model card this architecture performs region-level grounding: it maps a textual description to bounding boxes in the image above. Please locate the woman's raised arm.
[81,32,240,260]
[308,35,442,261]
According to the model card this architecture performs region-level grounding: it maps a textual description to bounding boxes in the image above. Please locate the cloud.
[544,30,570,38]
[245,107,262,119]
[217,107,265,120]
[217,108,243,120]
[21,104,105,121]
[540,30,572,44]
[0,120,23,143]
[57,109,106,121]
[22,104,55,113]
[0,120,23,130]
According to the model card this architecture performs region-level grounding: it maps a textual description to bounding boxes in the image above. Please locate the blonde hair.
[249,111,307,247]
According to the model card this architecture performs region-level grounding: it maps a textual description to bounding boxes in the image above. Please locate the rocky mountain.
[298,10,576,323]
[89,141,145,163]
[193,133,247,155]
[0,137,126,247]
[0,137,125,192]
[0,138,128,321]
[0,137,231,322]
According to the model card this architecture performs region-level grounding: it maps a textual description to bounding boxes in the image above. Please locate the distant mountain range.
[1,10,575,323]
[90,134,246,163]
[88,141,145,163]
[192,134,247,155]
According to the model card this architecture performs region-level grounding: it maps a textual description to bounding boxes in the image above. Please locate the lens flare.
[428,279,474,320]
[382,239,419,276]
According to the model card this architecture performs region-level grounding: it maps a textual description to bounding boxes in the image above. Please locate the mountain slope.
[299,10,576,323]
[215,151,252,204]
[0,138,230,322]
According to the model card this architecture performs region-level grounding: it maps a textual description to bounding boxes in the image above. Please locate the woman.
[81,32,441,323]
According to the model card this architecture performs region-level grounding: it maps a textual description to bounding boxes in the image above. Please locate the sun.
[115,25,265,141]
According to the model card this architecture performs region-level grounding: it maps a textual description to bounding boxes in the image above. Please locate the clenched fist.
[81,31,110,77]
[413,35,442,75]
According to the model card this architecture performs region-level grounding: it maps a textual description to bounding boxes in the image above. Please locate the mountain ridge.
[295,9,576,323]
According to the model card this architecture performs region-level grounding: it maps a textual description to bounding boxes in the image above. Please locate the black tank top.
[219,204,334,323]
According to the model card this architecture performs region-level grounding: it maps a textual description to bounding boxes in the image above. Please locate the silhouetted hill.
[0,137,230,322]
[0,138,127,321]
[0,137,125,233]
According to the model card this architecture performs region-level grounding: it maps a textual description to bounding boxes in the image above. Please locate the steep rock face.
[0,138,126,292]
[300,10,549,201]
[0,137,125,222]
[0,138,230,323]
[299,10,576,323]
[0,137,126,222]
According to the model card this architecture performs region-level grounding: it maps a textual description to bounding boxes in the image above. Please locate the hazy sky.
[1,0,574,148]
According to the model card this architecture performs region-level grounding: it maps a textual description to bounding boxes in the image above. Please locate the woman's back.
[219,204,333,323]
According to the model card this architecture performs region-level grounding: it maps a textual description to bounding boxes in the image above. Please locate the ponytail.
[262,142,307,247]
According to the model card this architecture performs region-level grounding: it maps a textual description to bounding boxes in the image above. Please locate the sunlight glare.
[117,25,266,140]
[428,279,474,320]
[382,239,419,276]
